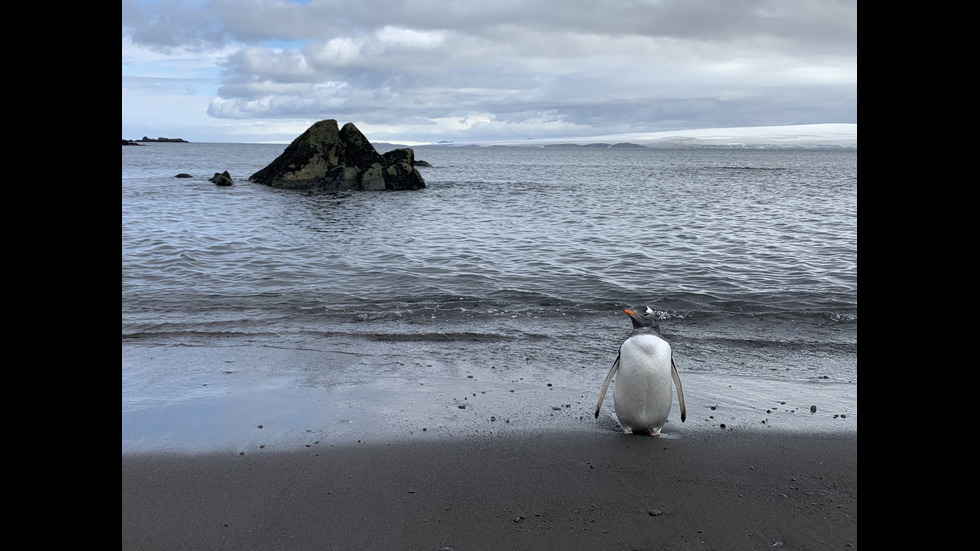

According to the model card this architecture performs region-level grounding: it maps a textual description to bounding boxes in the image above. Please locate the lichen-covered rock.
[210,170,234,186]
[382,148,427,190]
[248,119,425,191]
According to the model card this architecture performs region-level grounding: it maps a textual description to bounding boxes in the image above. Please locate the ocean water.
[122,142,856,450]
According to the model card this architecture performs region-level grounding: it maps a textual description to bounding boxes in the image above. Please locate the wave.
[122,287,855,347]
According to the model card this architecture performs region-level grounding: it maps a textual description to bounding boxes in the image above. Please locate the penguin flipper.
[671,356,687,423]
[594,354,620,418]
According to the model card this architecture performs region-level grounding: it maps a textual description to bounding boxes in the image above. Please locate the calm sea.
[122,142,856,441]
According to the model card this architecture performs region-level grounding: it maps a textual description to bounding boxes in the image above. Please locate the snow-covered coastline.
[421,123,857,149]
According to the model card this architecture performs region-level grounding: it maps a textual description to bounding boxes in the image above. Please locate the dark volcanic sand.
[122,429,857,550]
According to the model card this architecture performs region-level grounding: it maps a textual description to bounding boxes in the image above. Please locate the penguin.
[594,306,686,435]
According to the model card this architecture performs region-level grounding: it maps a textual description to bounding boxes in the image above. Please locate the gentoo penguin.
[594,306,686,435]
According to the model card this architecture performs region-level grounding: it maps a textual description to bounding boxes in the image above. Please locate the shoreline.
[123,428,857,550]
[123,344,856,455]
[122,368,856,454]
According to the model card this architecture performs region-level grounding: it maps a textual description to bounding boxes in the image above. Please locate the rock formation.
[249,120,425,191]
[209,171,234,186]
[380,148,427,190]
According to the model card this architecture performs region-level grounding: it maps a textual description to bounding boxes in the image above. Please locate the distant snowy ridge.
[433,123,857,149]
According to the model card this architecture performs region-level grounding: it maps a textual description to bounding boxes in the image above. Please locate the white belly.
[613,333,674,434]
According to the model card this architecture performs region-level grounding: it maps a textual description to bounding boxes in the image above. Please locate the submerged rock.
[249,119,425,191]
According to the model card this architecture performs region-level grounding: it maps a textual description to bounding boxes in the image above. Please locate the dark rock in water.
[210,171,234,186]
[413,159,432,167]
[138,136,189,143]
[175,173,193,178]
[249,119,425,191]
[382,148,427,190]
[122,139,142,146]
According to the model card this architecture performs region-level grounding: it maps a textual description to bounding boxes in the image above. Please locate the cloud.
[122,0,856,143]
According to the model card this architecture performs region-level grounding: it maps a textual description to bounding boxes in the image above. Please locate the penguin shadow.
[594,413,622,433]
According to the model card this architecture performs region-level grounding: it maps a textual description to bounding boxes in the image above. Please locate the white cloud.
[376,25,446,49]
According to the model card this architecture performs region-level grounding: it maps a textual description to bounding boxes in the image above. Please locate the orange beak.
[623,309,636,315]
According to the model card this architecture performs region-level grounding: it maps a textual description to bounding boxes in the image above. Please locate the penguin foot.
[625,428,661,436]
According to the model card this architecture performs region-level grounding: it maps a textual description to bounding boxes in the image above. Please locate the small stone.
[810,405,817,414]
[458,404,466,409]
[648,510,663,516]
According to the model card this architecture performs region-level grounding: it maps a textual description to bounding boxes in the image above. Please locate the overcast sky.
[122,0,857,145]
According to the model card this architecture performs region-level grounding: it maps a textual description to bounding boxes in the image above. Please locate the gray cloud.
[123,0,856,143]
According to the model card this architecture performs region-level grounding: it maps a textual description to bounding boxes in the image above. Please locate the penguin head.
[624,306,661,333]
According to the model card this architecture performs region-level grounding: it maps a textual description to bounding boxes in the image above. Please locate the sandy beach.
[122,427,856,550]
[123,341,856,550]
